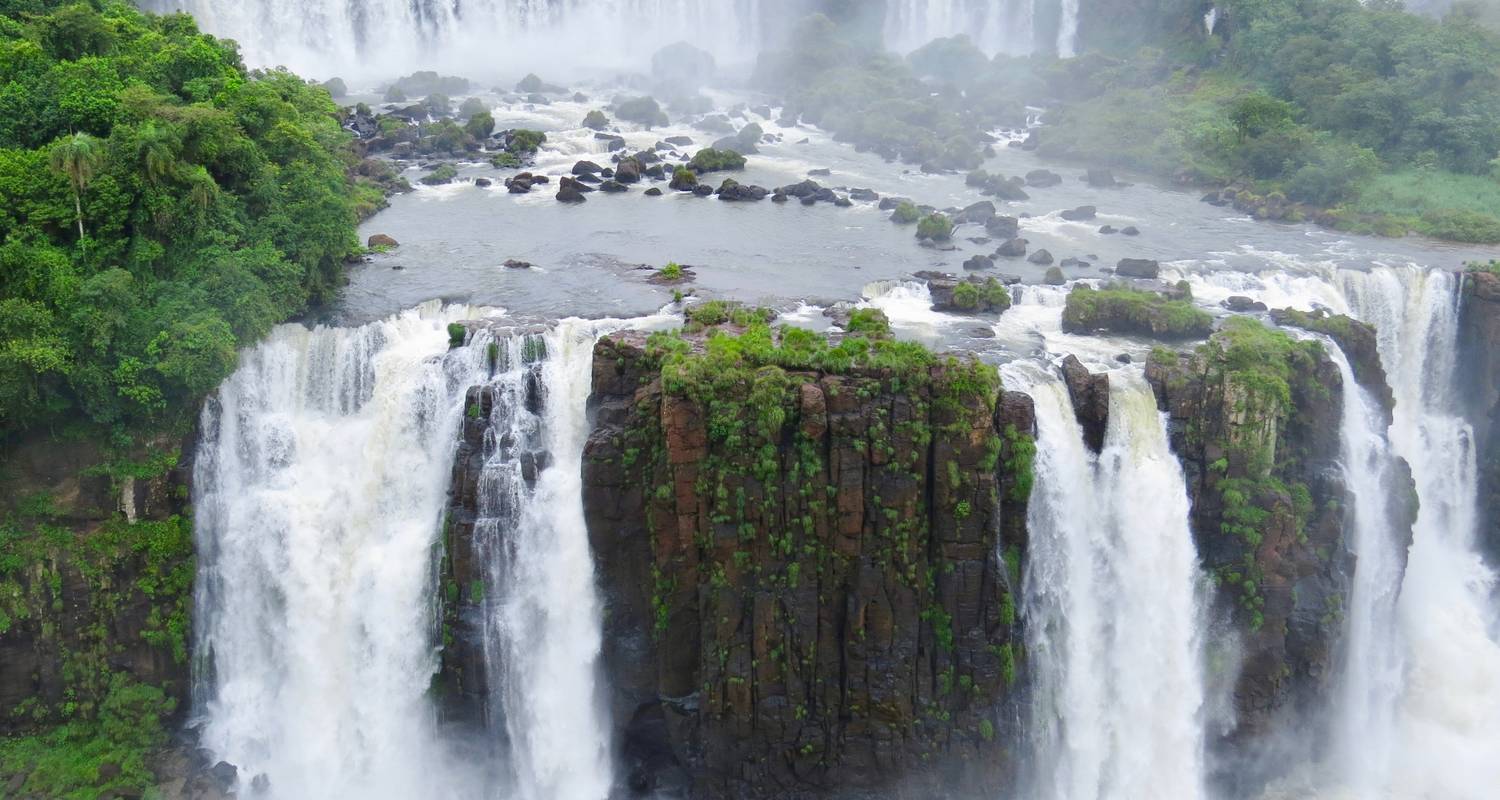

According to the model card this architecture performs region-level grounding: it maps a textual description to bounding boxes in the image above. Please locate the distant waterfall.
[142,0,764,80]
[192,302,491,798]
[1056,0,1079,57]
[1011,364,1207,800]
[884,0,1041,55]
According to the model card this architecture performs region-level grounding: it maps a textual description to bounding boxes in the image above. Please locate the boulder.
[985,216,1020,239]
[954,201,996,224]
[1060,205,1097,221]
[644,187,663,196]
[1223,296,1268,312]
[1121,226,1140,236]
[473,177,492,188]
[583,110,610,130]
[964,255,995,271]
[716,179,768,202]
[1061,354,1109,452]
[996,238,1027,257]
[557,184,587,203]
[1025,168,1062,187]
[1085,168,1118,187]
[504,259,533,269]
[1044,266,1066,285]
[1099,225,1117,234]
[849,187,879,202]
[599,180,629,193]
[367,234,399,248]
[664,135,694,146]
[615,157,643,184]
[1028,249,1054,265]
[572,160,604,175]
[1115,258,1160,279]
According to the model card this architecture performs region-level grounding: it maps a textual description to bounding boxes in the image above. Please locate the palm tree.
[185,165,218,211]
[135,122,177,185]
[48,132,102,241]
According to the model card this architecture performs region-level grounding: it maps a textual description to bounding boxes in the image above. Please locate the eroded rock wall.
[582,331,1035,799]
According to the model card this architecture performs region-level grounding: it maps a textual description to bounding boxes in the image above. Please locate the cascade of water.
[883,0,1037,55]
[1056,0,1079,57]
[1009,362,1207,800]
[144,0,763,80]
[1335,266,1500,798]
[1321,341,1405,795]
[191,302,492,798]
[471,320,618,800]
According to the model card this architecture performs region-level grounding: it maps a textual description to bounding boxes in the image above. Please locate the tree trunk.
[73,191,85,242]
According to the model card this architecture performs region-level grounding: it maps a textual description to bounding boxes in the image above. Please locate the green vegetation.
[1061,284,1214,340]
[656,261,685,282]
[915,212,953,241]
[1187,318,1327,630]
[0,1,362,446]
[582,109,609,129]
[419,163,459,185]
[506,128,546,155]
[0,674,175,799]
[1035,0,1500,239]
[890,201,921,224]
[684,301,776,330]
[464,111,494,139]
[951,278,1011,313]
[688,147,746,172]
[845,308,891,337]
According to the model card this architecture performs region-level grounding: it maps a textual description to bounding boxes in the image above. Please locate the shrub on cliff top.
[846,308,892,337]
[1061,284,1213,340]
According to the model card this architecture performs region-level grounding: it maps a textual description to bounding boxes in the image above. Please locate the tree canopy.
[0,1,360,445]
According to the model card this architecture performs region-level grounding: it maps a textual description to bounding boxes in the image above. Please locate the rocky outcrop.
[1145,319,1415,759]
[582,328,1036,798]
[1460,270,1500,560]
[1060,355,1109,453]
[0,437,194,738]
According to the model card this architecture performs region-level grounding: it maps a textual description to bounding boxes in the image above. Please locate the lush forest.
[763,0,1500,241]
[0,0,360,449]
[1035,0,1500,240]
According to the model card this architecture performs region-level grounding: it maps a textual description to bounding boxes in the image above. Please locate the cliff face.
[1460,271,1500,561]
[0,437,194,736]
[581,329,1035,799]
[1145,318,1412,749]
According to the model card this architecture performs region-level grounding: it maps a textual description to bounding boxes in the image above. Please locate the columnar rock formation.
[579,327,1036,798]
[1146,319,1414,748]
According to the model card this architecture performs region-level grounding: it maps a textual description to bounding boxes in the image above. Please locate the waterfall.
[1011,363,1207,800]
[143,0,763,80]
[191,302,491,798]
[1322,341,1405,795]
[1335,266,1500,798]
[470,320,616,799]
[883,0,1039,55]
[1163,263,1500,797]
[1056,0,1079,57]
